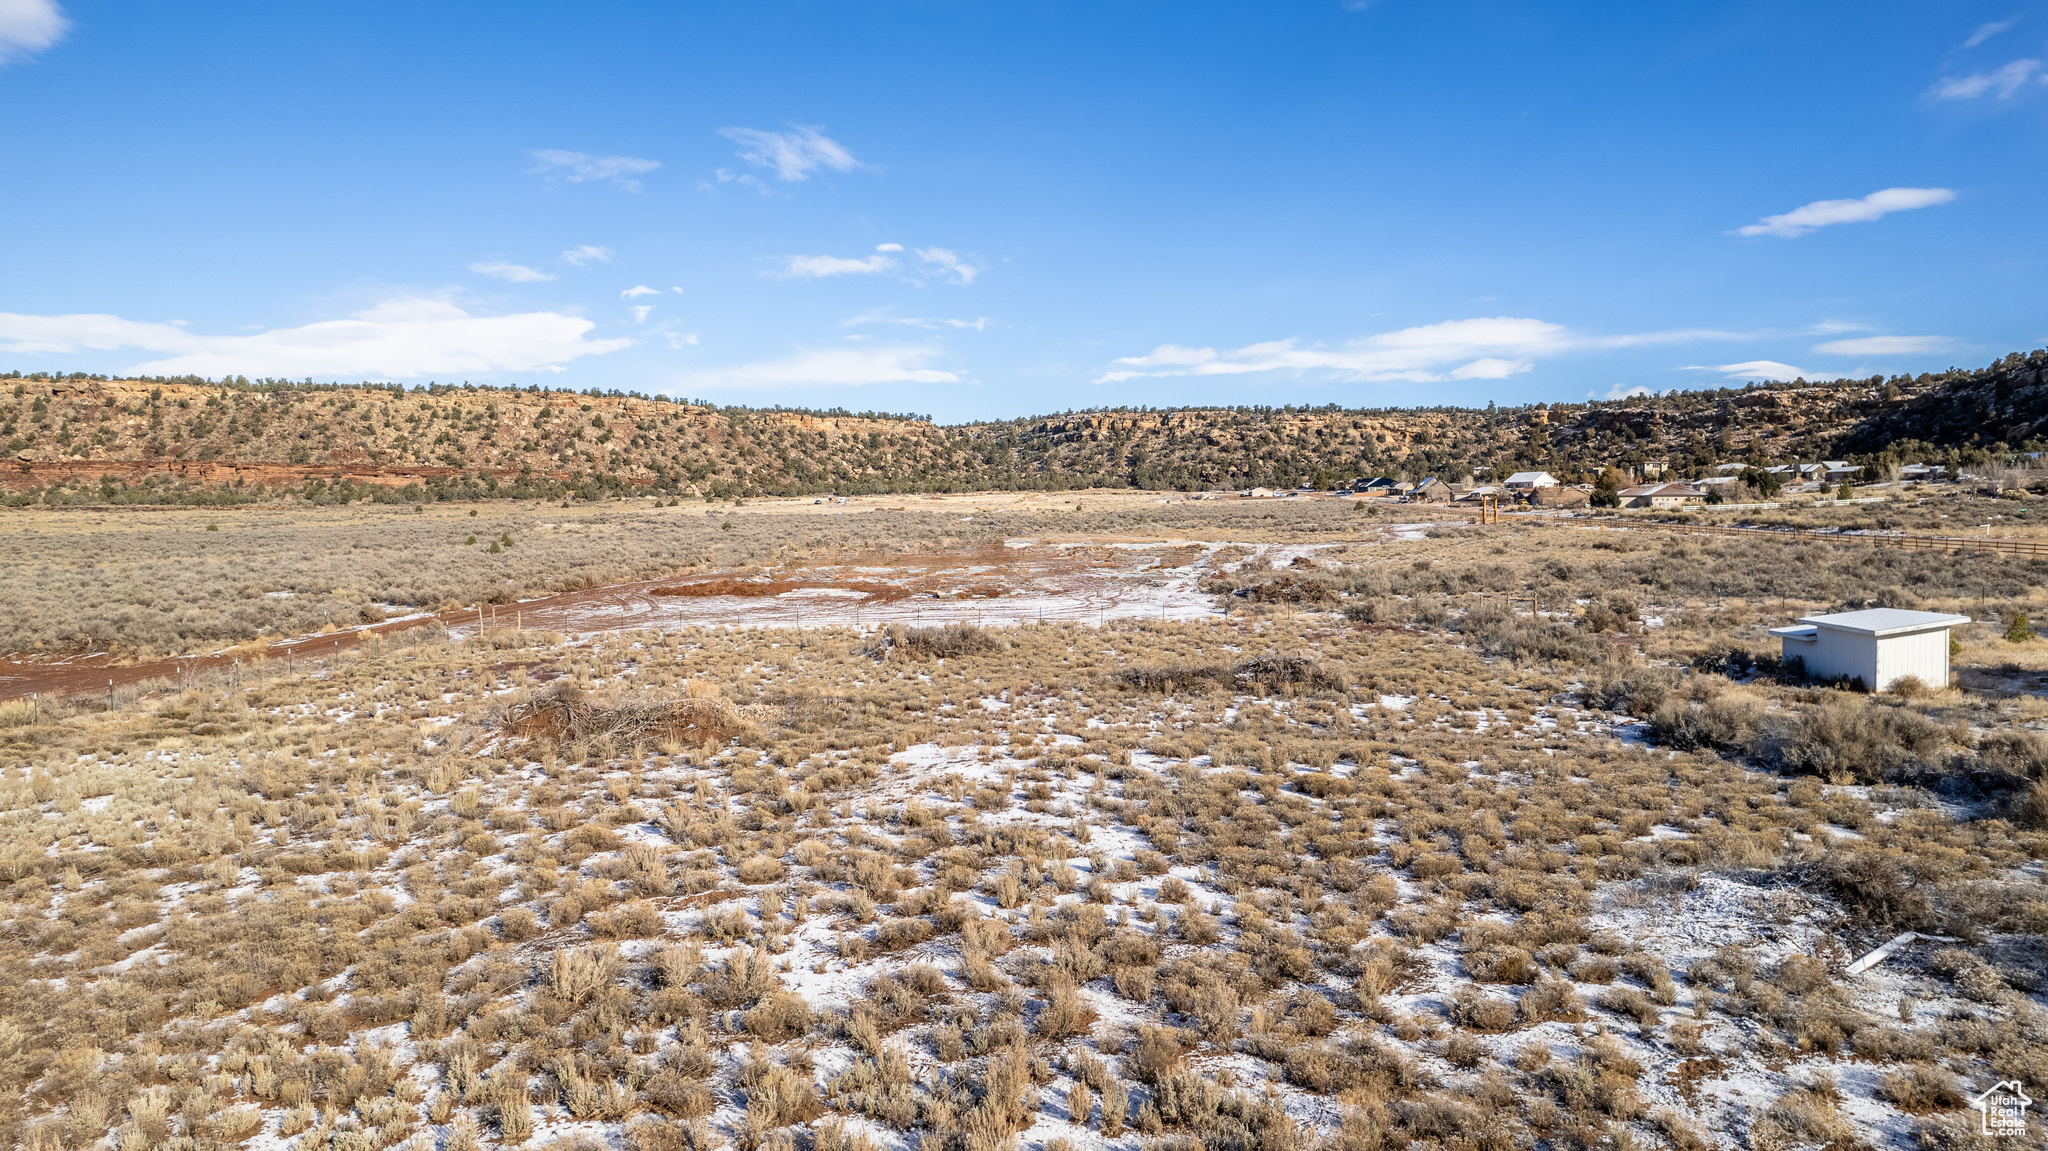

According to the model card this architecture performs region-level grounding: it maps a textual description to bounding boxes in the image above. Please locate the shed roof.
[1796,609,1972,637]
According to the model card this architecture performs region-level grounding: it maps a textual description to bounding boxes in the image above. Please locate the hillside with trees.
[2,350,2043,505]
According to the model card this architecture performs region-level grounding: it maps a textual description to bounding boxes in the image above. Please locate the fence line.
[1573,519,2048,556]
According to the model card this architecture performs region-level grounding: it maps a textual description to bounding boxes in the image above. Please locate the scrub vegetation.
[2,510,2044,1151]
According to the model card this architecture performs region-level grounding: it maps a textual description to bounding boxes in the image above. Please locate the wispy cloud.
[688,345,957,388]
[0,0,67,63]
[1962,17,2019,49]
[1096,317,1737,385]
[1929,58,2042,99]
[1596,384,1654,400]
[469,261,556,283]
[0,299,630,377]
[1696,360,1814,382]
[844,308,989,331]
[630,306,654,325]
[718,125,859,182]
[621,285,660,299]
[561,245,613,266]
[781,253,896,279]
[915,247,980,285]
[1735,187,1955,238]
[528,149,661,191]
[1812,334,1950,355]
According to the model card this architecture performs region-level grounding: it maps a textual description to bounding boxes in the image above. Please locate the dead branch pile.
[1116,655,1344,694]
[501,688,762,745]
[866,622,1007,659]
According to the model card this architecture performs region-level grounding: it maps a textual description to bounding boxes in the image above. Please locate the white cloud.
[915,247,980,285]
[0,0,66,63]
[687,345,957,388]
[1097,317,1741,385]
[718,125,859,182]
[1594,384,1654,400]
[781,253,895,278]
[470,261,556,283]
[630,306,654,324]
[1449,357,1531,379]
[0,298,630,377]
[875,243,904,252]
[621,285,660,299]
[528,149,661,191]
[1811,334,1950,354]
[1707,360,1814,382]
[1806,320,1871,335]
[844,308,989,331]
[1930,58,2041,99]
[562,245,613,266]
[1735,187,1956,237]
[1962,17,2018,48]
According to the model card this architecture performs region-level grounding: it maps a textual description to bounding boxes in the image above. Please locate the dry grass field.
[2,502,2044,1151]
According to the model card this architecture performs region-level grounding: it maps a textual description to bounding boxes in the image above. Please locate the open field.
[0,505,2044,1151]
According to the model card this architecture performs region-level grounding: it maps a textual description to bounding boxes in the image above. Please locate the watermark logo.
[1973,1080,2031,1137]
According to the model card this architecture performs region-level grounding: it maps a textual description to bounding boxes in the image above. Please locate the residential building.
[1616,482,1706,508]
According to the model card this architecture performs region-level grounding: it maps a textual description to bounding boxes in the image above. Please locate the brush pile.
[500,687,762,746]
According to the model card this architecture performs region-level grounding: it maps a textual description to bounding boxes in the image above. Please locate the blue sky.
[1,1,2043,422]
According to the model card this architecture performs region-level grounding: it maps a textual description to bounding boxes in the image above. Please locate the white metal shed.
[1768,608,1970,691]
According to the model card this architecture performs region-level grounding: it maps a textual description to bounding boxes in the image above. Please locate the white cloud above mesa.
[528,149,661,191]
[718,125,859,182]
[1930,58,2042,99]
[781,253,895,279]
[0,0,67,63]
[0,299,630,377]
[1697,360,1814,382]
[1735,187,1956,238]
[1095,317,1740,384]
[686,345,957,388]
[621,285,660,299]
[470,261,555,283]
[1811,334,1951,355]
[561,245,613,266]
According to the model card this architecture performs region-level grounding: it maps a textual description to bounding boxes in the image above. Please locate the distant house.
[1617,482,1706,508]
[1503,471,1560,490]
[1714,462,1747,474]
[1822,461,1862,481]
[1353,477,1397,495]
[1638,459,1670,479]
[1455,485,1504,503]
[1530,485,1591,507]
[1411,477,1456,503]
[1243,487,1274,498]
[1899,463,1946,481]
[1769,608,1970,692]
[1765,463,1827,482]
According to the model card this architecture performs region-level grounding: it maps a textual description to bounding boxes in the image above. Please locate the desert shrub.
[891,622,1004,658]
[1126,1026,1190,1085]
[1810,847,1934,929]
[743,993,816,1042]
[1877,1066,1965,1113]
[1446,987,1517,1032]
[1976,730,2048,783]
[1764,696,1949,782]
